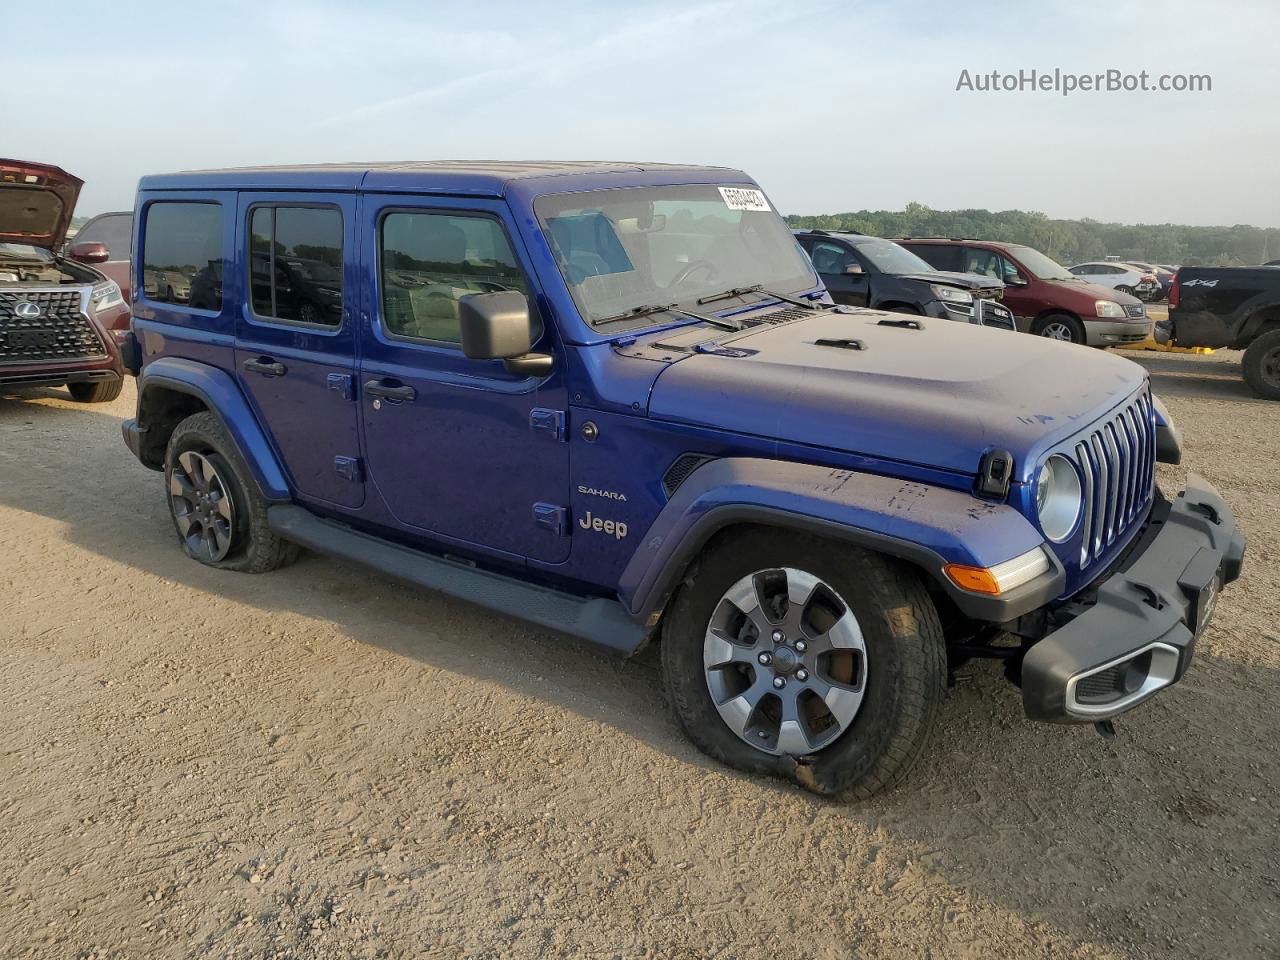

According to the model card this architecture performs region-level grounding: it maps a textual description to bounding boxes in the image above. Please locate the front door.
[357,195,570,563]
[233,193,363,508]
[803,239,871,306]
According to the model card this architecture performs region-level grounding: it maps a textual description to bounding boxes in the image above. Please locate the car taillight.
[1168,274,1180,307]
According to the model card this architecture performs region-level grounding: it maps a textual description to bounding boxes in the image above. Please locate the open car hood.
[0,159,83,250]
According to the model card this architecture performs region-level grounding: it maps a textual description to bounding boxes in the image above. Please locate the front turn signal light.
[945,547,1052,596]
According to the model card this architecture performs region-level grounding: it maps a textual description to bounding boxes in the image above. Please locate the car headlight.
[91,280,125,312]
[931,284,973,305]
[1095,300,1126,318]
[1036,454,1083,542]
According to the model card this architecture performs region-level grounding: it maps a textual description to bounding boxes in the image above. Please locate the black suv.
[795,230,1014,329]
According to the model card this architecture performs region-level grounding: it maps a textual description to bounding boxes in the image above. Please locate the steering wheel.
[668,259,718,289]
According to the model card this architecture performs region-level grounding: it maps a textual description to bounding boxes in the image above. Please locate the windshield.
[0,242,51,262]
[853,238,937,275]
[534,184,816,326]
[1006,245,1075,281]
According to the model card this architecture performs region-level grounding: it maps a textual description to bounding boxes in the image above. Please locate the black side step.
[267,505,645,655]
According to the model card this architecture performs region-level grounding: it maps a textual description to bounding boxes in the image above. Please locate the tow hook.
[1094,719,1117,741]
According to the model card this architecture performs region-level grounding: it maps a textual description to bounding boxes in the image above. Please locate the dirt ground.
[1,345,1277,960]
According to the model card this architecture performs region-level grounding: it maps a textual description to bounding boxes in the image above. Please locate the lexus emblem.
[14,301,41,320]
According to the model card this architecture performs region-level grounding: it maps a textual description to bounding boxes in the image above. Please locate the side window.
[962,247,1003,279]
[1071,264,1092,275]
[809,241,858,276]
[247,206,343,327]
[143,202,224,310]
[998,256,1025,284]
[905,244,955,271]
[379,211,530,345]
[76,213,132,259]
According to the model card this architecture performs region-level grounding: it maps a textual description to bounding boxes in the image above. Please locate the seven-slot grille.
[0,288,105,365]
[1069,389,1157,569]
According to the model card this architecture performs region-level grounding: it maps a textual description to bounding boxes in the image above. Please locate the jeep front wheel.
[660,529,946,799]
[164,411,299,572]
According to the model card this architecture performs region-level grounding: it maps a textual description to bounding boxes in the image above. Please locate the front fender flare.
[135,357,291,501]
[619,458,1061,629]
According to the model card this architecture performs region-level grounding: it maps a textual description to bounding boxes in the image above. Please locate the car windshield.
[534,184,816,326]
[0,242,50,262]
[1006,245,1075,281]
[853,238,937,275]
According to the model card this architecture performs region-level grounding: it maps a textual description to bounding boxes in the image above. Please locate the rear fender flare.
[136,356,290,501]
[619,458,1061,630]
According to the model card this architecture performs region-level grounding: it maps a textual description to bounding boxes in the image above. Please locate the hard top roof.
[137,160,746,197]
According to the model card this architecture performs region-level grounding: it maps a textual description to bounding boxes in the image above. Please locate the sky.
[12,0,1280,226]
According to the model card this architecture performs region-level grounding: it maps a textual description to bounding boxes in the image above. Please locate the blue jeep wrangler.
[120,162,1245,798]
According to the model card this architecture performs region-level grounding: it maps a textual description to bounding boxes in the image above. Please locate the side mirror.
[458,291,553,377]
[69,240,109,264]
[1004,274,1028,287]
[844,263,864,275]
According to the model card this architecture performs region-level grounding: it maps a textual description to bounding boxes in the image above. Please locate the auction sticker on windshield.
[718,187,771,212]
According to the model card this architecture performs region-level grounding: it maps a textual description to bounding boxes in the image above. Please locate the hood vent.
[877,317,923,330]
[814,337,865,352]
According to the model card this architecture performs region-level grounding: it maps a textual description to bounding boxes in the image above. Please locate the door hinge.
[327,373,355,401]
[334,456,363,482]
[529,407,567,442]
[532,503,568,536]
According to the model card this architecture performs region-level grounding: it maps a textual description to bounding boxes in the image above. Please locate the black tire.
[1117,285,1136,296]
[886,303,922,315]
[67,378,124,403]
[1031,312,1087,345]
[164,411,299,573]
[1242,329,1280,401]
[660,528,946,800]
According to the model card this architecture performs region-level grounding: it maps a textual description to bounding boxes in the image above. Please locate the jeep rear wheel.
[1242,329,1280,401]
[661,529,946,799]
[164,411,299,573]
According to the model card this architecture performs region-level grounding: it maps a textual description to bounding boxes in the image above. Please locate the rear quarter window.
[142,202,224,310]
[903,243,959,272]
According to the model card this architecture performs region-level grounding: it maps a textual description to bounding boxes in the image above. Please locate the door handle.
[243,357,287,377]
[364,379,416,403]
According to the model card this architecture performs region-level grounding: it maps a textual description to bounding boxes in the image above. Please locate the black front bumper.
[1021,473,1245,722]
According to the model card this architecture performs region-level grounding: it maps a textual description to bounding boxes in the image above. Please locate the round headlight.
[1036,454,1082,542]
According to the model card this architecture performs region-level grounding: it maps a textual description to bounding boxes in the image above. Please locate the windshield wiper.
[594,303,742,331]
[697,284,823,311]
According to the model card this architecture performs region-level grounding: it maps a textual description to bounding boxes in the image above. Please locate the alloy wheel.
[703,567,868,756]
[1042,321,1074,341]
[169,451,236,562]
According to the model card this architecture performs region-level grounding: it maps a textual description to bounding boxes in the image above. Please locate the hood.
[0,159,83,250]
[893,270,1004,292]
[1042,276,1142,306]
[647,310,1146,481]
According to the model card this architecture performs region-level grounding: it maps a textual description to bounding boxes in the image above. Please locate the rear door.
[357,195,570,563]
[233,193,364,508]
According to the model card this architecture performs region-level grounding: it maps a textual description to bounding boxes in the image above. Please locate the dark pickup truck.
[1161,267,1280,399]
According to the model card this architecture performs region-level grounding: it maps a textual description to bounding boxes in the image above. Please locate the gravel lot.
[1,345,1276,959]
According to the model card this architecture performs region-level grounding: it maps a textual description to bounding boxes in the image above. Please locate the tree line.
[786,202,1279,267]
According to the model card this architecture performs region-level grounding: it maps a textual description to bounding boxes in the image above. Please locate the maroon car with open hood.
[1,158,128,403]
